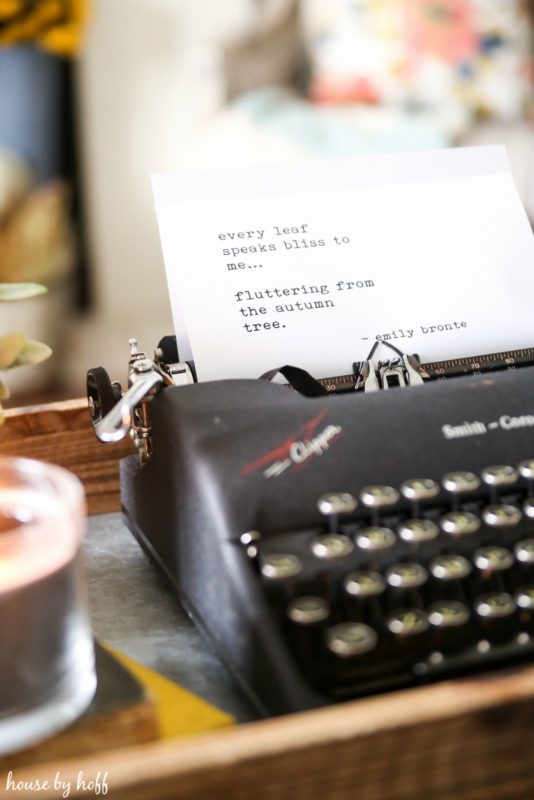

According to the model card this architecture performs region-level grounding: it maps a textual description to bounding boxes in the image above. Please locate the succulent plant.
[0,282,52,424]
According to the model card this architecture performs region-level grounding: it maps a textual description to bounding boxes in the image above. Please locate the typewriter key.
[399,519,439,544]
[475,592,516,619]
[519,461,534,500]
[311,534,354,560]
[261,554,303,580]
[387,609,429,636]
[515,587,534,633]
[442,471,481,495]
[359,485,400,509]
[288,596,330,624]
[344,571,386,598]
[430,554,472,581]
[481,465,518,488]
[356,526,396,551]
[515,540,534,564]
[516,586,534,611]
[317,493,358,532]
[386,563,428,589]
[474,547,514,573]
[428,601,470,628]
[482,504,521,529]
[400,479,440,503]
[440,511,481,536]
[326,622,377,657]
[519,461,534,481]
[343,572,385,628]
[516,587,534,632]
[428,601,471,652]
[475,592,518,642]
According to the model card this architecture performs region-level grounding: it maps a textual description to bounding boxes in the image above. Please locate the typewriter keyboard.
[245,462,534,698]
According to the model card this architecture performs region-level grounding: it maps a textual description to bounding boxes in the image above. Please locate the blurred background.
[1,0,534,406]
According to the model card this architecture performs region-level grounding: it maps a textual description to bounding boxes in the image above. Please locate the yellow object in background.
[0,0,90,55]
[105,645,235,740]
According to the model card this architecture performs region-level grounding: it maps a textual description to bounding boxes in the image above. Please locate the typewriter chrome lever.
[355,343,428,392]
[93,369,163,445]
[379,354,427,390]
[87,337,194,461]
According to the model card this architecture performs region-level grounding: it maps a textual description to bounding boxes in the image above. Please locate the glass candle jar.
[0,457,96,756]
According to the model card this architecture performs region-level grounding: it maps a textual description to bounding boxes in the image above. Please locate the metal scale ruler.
[317,347,534,394]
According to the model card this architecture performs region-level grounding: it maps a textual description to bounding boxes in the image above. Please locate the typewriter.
[88,337,534,715]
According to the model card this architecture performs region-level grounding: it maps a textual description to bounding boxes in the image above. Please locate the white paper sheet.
[153,146,534,381]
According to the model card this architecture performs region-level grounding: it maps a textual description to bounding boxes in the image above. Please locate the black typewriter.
[88,338,534,715]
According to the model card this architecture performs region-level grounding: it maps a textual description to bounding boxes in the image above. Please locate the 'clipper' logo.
[241,410,342,479]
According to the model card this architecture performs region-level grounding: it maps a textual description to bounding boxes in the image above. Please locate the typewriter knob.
[481,465,518,488]
[482,504,522,529]
[326,622,377,657]
[442,471,481,495]
[156,335,179,365]
[440,511,481,536]
[87,367,122,427]
[359,485,400,509]
[288,597,329,625]
[317,493,357,532]
[400,479,440,502]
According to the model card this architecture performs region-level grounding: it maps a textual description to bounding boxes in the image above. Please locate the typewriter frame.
[86,339,534,716]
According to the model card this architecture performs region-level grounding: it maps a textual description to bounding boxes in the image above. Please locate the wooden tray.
[2,399,534,800]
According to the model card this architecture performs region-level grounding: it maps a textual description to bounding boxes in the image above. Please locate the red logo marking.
[241,409,342,478]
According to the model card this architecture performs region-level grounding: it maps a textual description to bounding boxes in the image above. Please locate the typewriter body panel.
[116,367,534,715]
